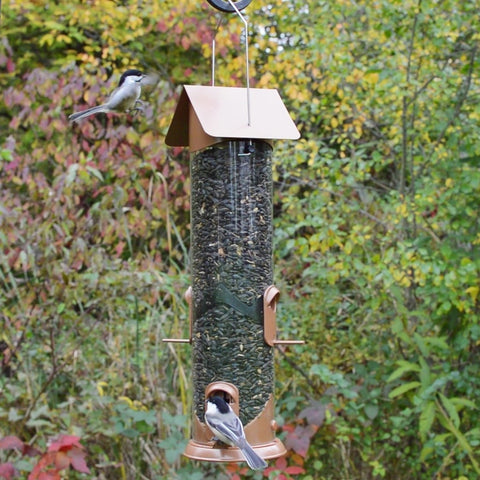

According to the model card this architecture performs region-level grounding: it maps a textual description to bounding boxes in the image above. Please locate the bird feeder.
[164,0,302,465]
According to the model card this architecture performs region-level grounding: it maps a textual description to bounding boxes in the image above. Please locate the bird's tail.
[68,105,110,123]
[239,441,267,470]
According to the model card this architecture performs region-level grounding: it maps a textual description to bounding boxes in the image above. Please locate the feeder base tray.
[184,438,286,463]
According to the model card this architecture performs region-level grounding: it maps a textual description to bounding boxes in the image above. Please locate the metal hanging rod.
[209,0,253,126]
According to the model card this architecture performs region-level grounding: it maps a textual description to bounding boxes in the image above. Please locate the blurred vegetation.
[1,0,479,479]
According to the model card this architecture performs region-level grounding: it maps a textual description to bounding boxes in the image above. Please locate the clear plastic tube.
[190,140,274,424]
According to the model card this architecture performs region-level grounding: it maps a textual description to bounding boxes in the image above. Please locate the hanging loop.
[206,0,252,12]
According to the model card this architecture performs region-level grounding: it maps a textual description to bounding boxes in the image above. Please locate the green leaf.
[388,381,421,399]
[449,397,478,410]
[413,333,429,357]
[365,404,379,420]
[439,393,460,429]
[418,356,432,391]
[158,436,188,464]
[1,149,13,161]
[419,401,435,440]
[420,444,433,462]
[424,336,449,351]
[386,361,420,383]
[433,433,453,447]
[466,428,480,438]
[66,163,79,186]
[119,428,140,438]
[87,165,104,182]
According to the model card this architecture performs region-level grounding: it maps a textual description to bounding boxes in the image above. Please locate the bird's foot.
[211,437,230,449]
[129,100,146,117]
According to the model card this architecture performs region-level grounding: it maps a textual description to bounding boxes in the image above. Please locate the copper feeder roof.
[165,85,300,151]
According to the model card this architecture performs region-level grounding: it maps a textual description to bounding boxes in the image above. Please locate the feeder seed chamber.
[164,0,303,464]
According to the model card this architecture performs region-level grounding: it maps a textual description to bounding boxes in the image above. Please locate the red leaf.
[115,241,125,256]
[285,424,317,457]
[285,466,306,474]
[156,20,168,33]
[172,146,183,157]
[263,466,278,477]
[0,462,19,480]
[22,444,42,457]
[29,452,57,479]
[6,58,15,74]
[68,449,90,474]
[225,463,239,473]
[282,424,295,433]
[48,435,82,453]
[0,436,23,451]
[53,452,70,470]
[28,464,40,479]
[299,401,327,427]
[290,453,305,466]
[275,456,287,470]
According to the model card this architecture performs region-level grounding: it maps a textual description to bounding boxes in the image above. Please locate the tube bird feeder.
[164,0,302,466]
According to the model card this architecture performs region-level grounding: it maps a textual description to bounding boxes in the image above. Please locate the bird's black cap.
[118,69,144,86]
[208,396,231,414]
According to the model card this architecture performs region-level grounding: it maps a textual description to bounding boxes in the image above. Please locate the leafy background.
[1,0,479,479]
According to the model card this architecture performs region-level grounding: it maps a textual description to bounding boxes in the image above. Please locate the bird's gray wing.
[108,82,142,112]
[209,414,244,444]
[107,84,134,107]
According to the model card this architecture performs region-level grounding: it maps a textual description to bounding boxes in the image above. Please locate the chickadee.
[205,396,267,471]
[69,69,153,123]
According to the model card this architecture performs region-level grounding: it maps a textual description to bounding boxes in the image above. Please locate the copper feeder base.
[184,437,286,463]
[184,383,287,464]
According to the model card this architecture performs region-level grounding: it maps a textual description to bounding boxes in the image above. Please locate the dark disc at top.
[206,0,252,13]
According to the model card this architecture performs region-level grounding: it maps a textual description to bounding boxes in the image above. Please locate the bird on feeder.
[205,396,268,470]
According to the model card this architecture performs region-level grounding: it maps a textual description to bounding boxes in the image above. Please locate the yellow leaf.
[466,286,479,301]
[39,33,54,47]
[258,71,273,88]
[364,72,379,85]
[397,203,408,216]
[119,396,134,407]
[97,381,108,396]
[344,241,353,255]
[140,131,154,150]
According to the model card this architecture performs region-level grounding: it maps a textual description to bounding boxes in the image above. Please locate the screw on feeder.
[208,0,253,126]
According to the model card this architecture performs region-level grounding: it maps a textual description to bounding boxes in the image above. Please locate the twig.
[19,357,70,432]
[427,43,478,165]
[274,345,319,400]
[400,0,422,198]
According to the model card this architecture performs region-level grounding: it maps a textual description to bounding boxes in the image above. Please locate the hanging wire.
[209,1,252,125]
[227,0,251,126]
[211,15,225,87]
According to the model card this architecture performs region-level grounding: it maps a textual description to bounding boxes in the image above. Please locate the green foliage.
[264,0,479,478]
[1,0,479,479]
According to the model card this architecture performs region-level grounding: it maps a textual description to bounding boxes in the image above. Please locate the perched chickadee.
[69,69,157,123]
[205,396,267,471]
